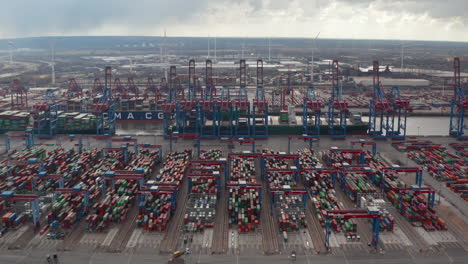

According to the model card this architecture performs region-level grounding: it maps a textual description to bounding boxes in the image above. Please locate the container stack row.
[386,190,447,231]
[184,149,222,232]
[228,156,261,232]
[341,173,379,202]
[408,149,467,200]
[2,212,26,229]
[184,194,217,232]
[199,149,223,160]
[263,150,307,232]
[136,150,191,232]
[57,112,96,132]
[360,197,394,232]
[229,157,256,184]
[302,170,355,234]
[86,149,160,232]
[154,150,191,186]
[298,149,320,169]
[322,151,360,167]
[365,153,448,231]
[0,111,30,131]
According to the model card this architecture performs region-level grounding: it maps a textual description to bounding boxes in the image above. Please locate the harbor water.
[116,117,451,136]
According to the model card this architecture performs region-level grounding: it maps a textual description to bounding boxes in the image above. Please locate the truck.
[172,250,185,258]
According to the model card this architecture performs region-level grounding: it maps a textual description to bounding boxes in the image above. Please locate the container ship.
[0,60,368,136]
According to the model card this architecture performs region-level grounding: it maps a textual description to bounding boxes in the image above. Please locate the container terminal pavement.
[0,135,466,264]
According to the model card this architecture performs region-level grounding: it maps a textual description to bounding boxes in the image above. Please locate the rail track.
[211,179,228,254]
[260,186,280,255]
[253,158,279,255]
[59,219,88,251]
[334,188,375,247]
[107,203,139,252]
[437,205,468,249]
[159,175,189,253]
[296,167,327,254]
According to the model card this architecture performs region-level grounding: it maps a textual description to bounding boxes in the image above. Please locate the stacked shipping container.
[136,150,190,232]
[228,156,261,232]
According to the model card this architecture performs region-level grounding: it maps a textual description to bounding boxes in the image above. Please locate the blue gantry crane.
[162,67,178,137]
[234,59,251,137]
[303,85,322,136]
[0,191,41,227]
[252,59,268,138]
[328,60,348,138]
[325,209,381,249]
[449,57,468,139]
[387,86,410,139]
[93,67,115,136]
[368,60,392,139]
[31,102,58,138]
[217,86,234,137]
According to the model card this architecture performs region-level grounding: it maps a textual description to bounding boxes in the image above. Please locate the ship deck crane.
[449,57,468,139]
[113,77,127,99]
[144,77,162,105]
[328,60,348,139]
[126,77,140,99]
[66,78,83,100]
[10,79,28,110]
[92,78,103,95]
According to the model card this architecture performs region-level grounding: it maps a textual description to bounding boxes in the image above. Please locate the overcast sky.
[1,0,467,41]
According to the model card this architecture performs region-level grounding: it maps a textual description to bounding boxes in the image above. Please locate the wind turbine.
[49,39,56,85]
[129,58,134,73]
[8,41,15,64]
[311,32,320,82]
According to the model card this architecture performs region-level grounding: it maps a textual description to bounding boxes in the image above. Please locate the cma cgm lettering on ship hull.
[102,111,167,121]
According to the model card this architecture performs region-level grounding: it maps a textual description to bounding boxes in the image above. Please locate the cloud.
[0,0,467,41]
